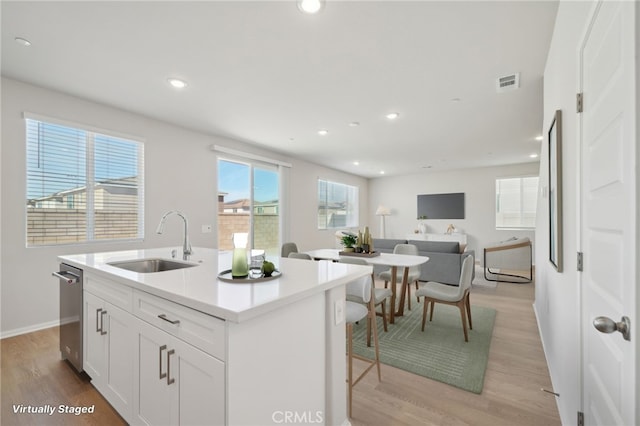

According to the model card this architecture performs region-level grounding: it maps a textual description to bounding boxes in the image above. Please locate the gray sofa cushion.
[372,238,407,252]
[408,240,460,254]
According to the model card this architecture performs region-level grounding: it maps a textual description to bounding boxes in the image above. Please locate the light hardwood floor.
[350,277,561,426]
[1,276,560,426]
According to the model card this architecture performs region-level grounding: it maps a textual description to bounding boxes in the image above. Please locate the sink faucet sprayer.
[156,211,192,259]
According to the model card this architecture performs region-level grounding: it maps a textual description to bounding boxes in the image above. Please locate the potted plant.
[340,233,357,252]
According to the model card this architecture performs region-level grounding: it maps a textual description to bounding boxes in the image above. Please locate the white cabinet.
[84,274,225,426]
[133,317,225,426]
[83,290,135,423]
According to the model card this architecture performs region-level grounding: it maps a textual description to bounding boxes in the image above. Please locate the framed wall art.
[548,110,563,272]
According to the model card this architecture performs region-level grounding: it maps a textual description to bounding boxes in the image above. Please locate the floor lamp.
[375,205,391,238]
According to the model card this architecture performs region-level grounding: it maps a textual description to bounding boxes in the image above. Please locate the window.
[495,176,538,229]
[217,158,280,256]
[26,117,144,246]
[317,180,359,229]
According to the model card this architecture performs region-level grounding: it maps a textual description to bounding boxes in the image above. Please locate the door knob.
[593,316,631,341]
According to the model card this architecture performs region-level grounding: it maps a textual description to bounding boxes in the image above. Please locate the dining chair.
[379,243,421,310]
[281,242,299,258]
[340,257,392,342]
[416,255,474,342]
[288,252,312,260]
[345,272,381,418]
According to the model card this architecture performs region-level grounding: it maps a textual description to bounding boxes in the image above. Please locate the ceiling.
[1,1,558,178]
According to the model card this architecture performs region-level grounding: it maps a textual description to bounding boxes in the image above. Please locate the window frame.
[495,175,539,230]
[25,114,144,247]
[317,179,360,230]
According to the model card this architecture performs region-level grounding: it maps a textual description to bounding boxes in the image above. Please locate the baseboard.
[0,317,71,340]
[532,302,565,424]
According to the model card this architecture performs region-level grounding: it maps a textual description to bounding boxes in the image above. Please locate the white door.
[580,2,636,426]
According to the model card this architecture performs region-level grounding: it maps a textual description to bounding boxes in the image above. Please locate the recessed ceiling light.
[15,37,31,47]
[349,122,360,127]
[297,0,324,14]
[385,112,400,120]
[530,153,539,158]
[535,135,544,141]
[353,161,360,166]
[167,78,187,89]
[318,129,329,136]
[379,171,385,175]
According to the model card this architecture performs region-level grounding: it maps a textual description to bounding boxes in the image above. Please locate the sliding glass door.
[217,158,280,256]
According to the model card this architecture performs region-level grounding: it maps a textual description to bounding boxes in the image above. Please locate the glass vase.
[231,233,249,278]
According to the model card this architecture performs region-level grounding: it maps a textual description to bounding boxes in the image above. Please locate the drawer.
[132,290,226,361]
[85,274,133,311]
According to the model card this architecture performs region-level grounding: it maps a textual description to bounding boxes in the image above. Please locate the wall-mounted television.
[417,192,465,219]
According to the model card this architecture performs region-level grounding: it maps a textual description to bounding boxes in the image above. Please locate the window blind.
[26,118,144,246]
[317,179,359,229]
[495,176,538,229]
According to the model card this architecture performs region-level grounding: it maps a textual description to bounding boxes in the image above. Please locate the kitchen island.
[59,247,368,426]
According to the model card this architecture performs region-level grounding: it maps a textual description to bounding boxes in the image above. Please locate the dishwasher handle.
[52,271,79,284]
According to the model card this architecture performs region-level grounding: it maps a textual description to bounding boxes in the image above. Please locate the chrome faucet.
[156,211,192,259]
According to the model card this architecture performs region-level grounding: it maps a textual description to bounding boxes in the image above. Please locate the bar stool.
[345,272,381,418]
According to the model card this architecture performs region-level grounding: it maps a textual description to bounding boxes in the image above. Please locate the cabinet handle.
[96,308,102,333]
[157,314,180,325]
[167,349,175,385]
[159,345,167,380]
[100,310,108,335]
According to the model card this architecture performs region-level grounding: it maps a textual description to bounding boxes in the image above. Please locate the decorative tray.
[338,251,380,258]
[217,269,281,283]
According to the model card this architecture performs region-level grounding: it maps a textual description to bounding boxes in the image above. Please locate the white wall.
[535,2,592,425]
[0,78,368,336]
[289,161,368,252]
[367,163,538,262]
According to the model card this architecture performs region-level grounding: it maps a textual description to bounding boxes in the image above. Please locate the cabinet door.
[84,291,135,422]
[174,337,225,426]
[133,317,226,426]
[104,302,134,422]
[134,318,178,426]
[83,291,106,382]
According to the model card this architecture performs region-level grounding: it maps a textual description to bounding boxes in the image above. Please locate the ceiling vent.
[496,73,520,93]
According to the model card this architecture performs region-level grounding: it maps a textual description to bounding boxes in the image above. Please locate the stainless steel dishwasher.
[52,263,83,372]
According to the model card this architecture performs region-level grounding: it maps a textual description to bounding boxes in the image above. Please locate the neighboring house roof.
[27,176,138,205]
[223,199,250,210]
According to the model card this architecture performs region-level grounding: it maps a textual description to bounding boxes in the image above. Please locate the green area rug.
[351,301,496,394]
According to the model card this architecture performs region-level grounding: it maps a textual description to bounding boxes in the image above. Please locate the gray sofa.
[373,238,475,286]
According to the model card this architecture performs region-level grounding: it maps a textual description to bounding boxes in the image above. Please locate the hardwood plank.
[1,326,125,426]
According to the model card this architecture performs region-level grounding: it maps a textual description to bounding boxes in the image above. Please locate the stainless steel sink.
[107,258,197,273]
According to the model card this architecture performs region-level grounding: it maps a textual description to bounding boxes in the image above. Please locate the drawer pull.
[158,314,180,325]
[167,349,175,385]
[96,308,102,333]
[100,310,108,335]
[159,345,167,380]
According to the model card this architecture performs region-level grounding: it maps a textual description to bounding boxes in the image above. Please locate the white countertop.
[59,247,370,323]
